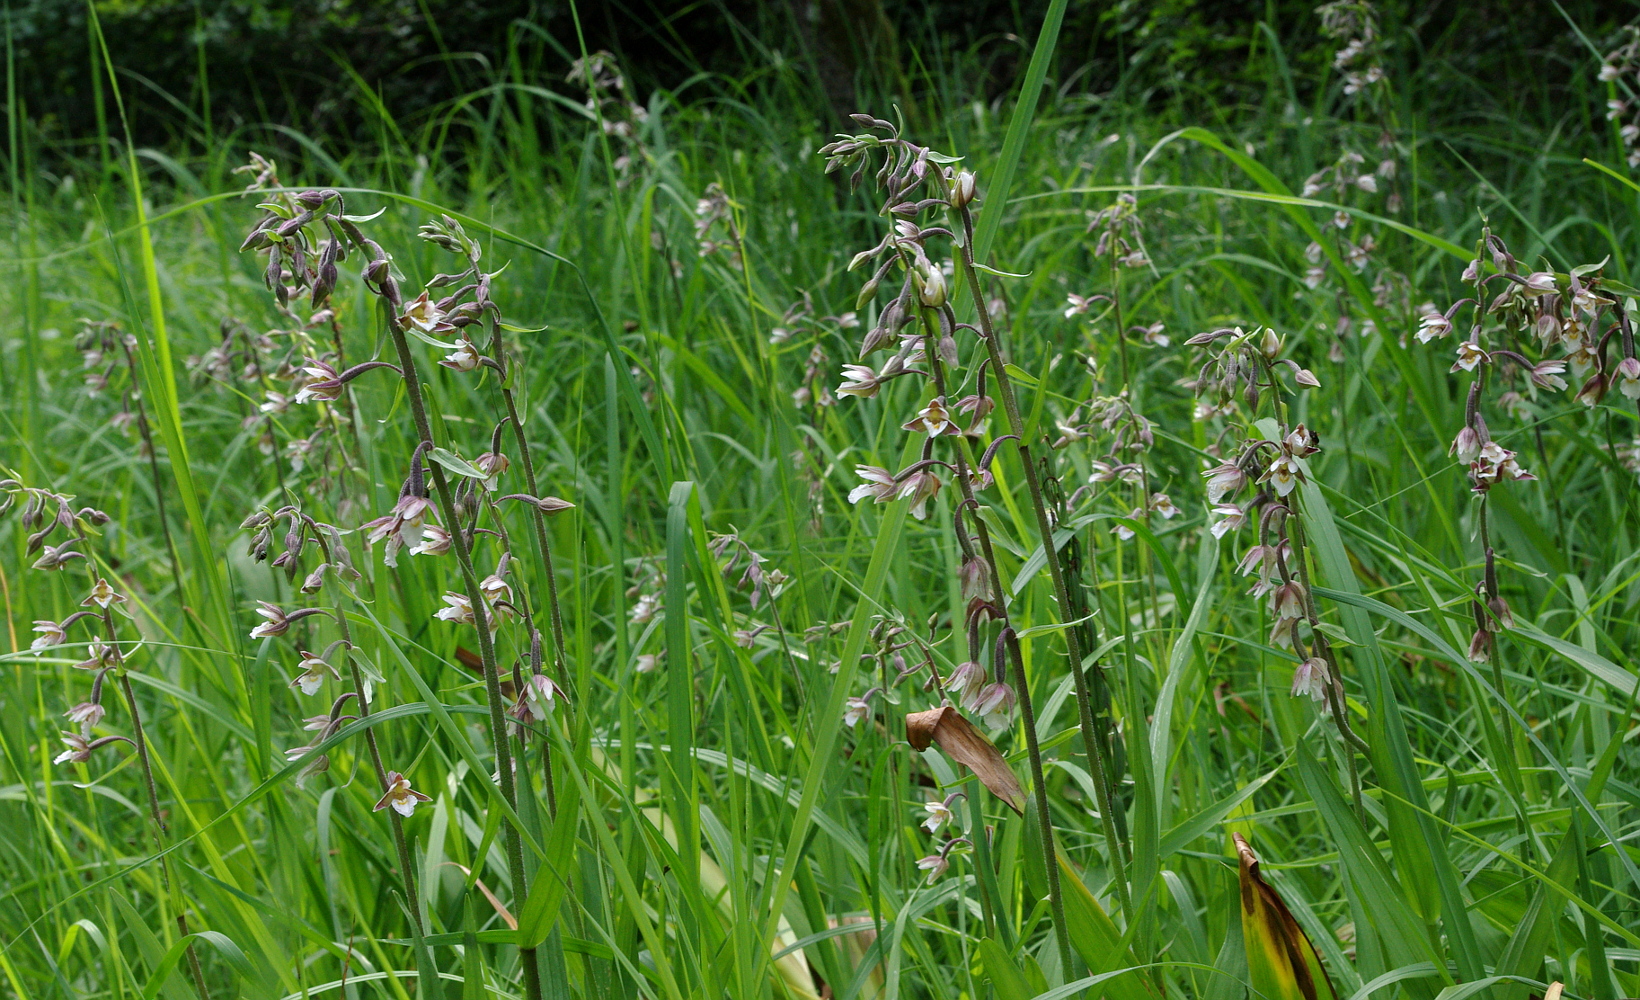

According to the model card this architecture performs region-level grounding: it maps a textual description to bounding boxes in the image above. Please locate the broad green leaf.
[427,445,489,480]
[1055,850,1157,1000]
[979,938,1035,1000]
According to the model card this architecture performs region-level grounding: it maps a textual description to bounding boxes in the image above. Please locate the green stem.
[480,493,556,817]
[115,673,212,1000]
[1003,627,1072,974]
[486,312,569,686]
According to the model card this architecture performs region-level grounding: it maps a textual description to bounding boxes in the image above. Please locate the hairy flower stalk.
[341,215,546,1000]
[1079,193,1163,866]
[1420,228,1612,812]
[237,183,565,1000]
[951,177,1135,924]
[421,212,576,820]
[823,117,1138,966]
[914,307,1054,947]
[1187,328,1369,814]
[427,214,572,720]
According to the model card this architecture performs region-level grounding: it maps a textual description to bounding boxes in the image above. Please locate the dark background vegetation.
[4,0,1636,166]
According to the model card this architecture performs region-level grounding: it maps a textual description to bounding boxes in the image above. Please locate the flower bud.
[312,259,338,306]
[959,555,992,601]
[239,227,273,252]
[855,276,880,310]
[301,564,329,595]
[250,526,272,562]
[914,259,947,308]
[950,169,977,208]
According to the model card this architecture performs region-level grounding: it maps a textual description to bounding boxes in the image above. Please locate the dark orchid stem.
[1285,515,1370,756]
[1477,502,1514,755]
[953,202,1133,923]
[1108,232,1133,397]
[377,290,543,1000]
[69,526,211,1000]
[1283,514,1367,824]
[917,308,1034,956]
[1102,238,1162,661]
[303,517,423,931]
[479,493,556,817]
[1261,356,1369,811]
[485,312,569,693]
[1002,625,1073,973]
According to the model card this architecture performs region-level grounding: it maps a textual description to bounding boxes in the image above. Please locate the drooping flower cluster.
[1600,26,1640,170]
[1416,230,1624,414]
[228,155,601,974]
[1316,1,1387,103]
[1412,229,1618,662]
[819,117,1028,733]
[75,320,157,451]
[1182,326,1360,733]
[694,182,743,269]
[566,50,650,179]
[2,478,145,770]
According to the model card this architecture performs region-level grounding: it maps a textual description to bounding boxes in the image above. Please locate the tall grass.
[2,7,1639,1000]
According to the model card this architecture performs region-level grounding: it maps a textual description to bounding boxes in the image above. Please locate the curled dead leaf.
[906,706,1024,815]
[1234,832,1337,1000]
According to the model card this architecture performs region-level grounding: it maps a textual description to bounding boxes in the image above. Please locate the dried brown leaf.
[905,706,1024,815]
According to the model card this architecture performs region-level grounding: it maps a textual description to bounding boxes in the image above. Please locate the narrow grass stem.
[115,673,212,1000]
[1108,242,1132,397]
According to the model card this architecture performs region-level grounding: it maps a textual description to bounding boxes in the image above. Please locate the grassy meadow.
[4,5,1640,1000]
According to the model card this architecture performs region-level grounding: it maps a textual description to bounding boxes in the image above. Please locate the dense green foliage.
[3,4,1640,1000]
[4,1,1626,153]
